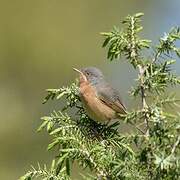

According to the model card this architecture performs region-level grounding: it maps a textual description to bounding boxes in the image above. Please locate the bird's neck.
[79,76,104,88]
[90,77,104,86]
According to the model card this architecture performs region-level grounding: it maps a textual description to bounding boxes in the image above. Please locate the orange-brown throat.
[73,68,87,83]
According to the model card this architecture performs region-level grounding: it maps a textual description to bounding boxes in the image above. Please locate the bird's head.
[73,67,104,85]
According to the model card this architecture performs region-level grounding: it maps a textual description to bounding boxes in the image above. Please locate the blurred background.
[0,0,180,179]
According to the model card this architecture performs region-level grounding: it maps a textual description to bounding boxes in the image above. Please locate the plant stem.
[81,143,107,178]
[137,65,149,137]
[129,121,145,134]
[152,50,161,64]
[129,16,149,137]
[171,135,180,154]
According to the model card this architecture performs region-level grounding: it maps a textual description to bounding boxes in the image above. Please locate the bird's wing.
[96,82,127,114]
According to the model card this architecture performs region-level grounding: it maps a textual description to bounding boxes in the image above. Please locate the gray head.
[73,67,104,84]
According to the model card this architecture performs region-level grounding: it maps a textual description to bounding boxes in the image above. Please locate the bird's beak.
[73,68,87,81]
[73,68,82,74]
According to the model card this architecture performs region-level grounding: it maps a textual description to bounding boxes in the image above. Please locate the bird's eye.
[86,72,90,76]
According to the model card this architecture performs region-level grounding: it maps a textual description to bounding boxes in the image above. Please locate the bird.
[73,67,126,123]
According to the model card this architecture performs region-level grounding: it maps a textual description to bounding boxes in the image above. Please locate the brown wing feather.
[95,82,127,114]
[99,95,126,114]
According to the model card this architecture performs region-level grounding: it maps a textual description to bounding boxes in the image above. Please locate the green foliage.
[20,13,180,180]
[101,13,151,66]
[20,160,70,180]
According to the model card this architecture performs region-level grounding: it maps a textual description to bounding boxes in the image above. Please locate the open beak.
[73,68,87,81]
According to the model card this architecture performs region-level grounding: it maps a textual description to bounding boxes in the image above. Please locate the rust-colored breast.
[79,81,116,123]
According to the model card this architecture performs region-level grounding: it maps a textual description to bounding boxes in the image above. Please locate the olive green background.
[0,0,179,179]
